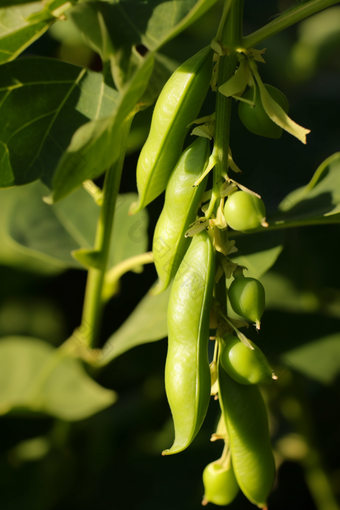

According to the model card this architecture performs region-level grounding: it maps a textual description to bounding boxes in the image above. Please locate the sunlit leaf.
[0,58,118,188]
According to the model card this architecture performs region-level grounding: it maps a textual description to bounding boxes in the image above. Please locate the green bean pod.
[129,46,213,215]
[220,335,273,385]
[218,365,276,507]
[163,230,215,455]
[152,137,210,295]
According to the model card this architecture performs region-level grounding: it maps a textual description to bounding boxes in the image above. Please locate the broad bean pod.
[218,364,276,507]
[163,230,215,455]
[129,46,213,214]
[152,137,210,295]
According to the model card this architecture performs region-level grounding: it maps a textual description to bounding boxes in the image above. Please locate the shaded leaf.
[284,333,340,385]
[0,336,116,420]
[69,0,219,87]
[230,230,284,279]
[8,181,148,270]
[271,153,340,227]
[0,186,61,273]
[98,283,171,365]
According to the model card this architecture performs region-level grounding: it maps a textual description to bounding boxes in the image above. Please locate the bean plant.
[0,0,340,508]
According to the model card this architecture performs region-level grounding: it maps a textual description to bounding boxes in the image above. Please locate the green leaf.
[230,231,284,279]
[69,0,219,87]
[7,182,148,270]
[8,182,82,268]
[0,336,116,420]
[0,1,73,65]
[98,283,171,365]
[49,53,154,202]
[0,57,119,189]
[0,186,61,273]
[284,333,340,385]
[271,153,340,227]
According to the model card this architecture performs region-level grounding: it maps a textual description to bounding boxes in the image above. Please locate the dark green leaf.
[269,152,340,228]
[0,57,118,189]
[0,336,116,420]
[99,283,171,365]
[284,333,340,385]
[69,0,219,87]
[7,181,148,270]
[230,230,284,279]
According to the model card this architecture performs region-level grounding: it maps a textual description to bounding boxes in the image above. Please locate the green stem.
[80,114,134,348]
[243,0,340,49]
[103,251,154,301]
[229,216,340,237]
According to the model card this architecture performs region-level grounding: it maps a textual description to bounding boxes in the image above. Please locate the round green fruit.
[224,191,266,233]
[238,84,289,139]
[202,460,239,506]
[228,273,265,328]
[220,335,273,385]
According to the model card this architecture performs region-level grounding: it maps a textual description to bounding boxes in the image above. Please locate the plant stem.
[80,114,134,348]
[243,0,340,49]
[103,251,154,301]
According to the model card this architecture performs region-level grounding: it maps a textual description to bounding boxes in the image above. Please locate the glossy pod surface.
[130,46,212,214]
[228,274,265,327]
[223,191,266,233]
[163,230,215,455]
[152,137,210,295]
[238,84,289,139]
[220,335,272,385]
[218,366,276,507]
[203,460,239,506]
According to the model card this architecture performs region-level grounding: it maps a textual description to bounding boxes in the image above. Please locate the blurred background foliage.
[0,0,340,509]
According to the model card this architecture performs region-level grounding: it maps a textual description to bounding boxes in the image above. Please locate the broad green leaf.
[230,230,284,279]
[49,53,154,202]
[0,336,116,420]
[270,153,340,227]
[0,186,61,273]
[0,58,118,188]
[0,1,73,65]
[8,182,82,268]
[69,0,219,87]
[284,333,340,385]
[7,181,148,270]
[98,283,171,365]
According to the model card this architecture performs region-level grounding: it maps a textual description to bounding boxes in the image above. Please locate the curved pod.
[163,230,215,455]
[130,46,213,214]
[152,137,210,295]
[218,366,276,507]
[220,335,272,385]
